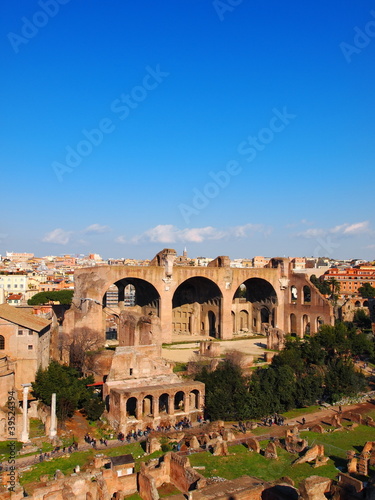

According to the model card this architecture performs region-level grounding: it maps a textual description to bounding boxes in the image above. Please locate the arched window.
[303,286,311,303]
[0,336,4,350]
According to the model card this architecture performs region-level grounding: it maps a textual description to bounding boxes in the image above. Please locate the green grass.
[189,444,338,487]
[20,450,94,487]
[300,424,375,458]
[158,483,181,498]
[40,442,53,453]
[29,418,45,438]
[363,408,375,421]
[173,362,187,373]
[0,441,22,460]
[162,341,201,347]
[124,494,142,500]
[189,423,375,487]
[281,405,321,419]
[20,440,164,487]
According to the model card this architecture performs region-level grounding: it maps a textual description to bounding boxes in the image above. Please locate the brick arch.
[172,276,223,337]
[66,256,334,344]
[170,275,225,302]
[103,277,161,312]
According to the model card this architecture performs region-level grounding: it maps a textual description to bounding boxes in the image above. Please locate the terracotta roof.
[0,303,50,332]
[7,294,22,300]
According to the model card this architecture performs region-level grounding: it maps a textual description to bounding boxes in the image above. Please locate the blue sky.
[1,0,375,260]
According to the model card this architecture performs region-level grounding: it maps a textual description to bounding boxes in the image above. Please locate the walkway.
[10,398,375,472]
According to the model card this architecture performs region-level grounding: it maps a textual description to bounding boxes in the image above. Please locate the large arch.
[103,277,160,315]
[172,277,223,337]
[232,278,278,334]
[102,277,161,343]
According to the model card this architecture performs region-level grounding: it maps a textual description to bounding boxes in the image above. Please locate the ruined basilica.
[62,249,333,435]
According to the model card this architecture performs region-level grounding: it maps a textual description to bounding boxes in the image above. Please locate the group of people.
[117,428,152,443]
[84,433,103,449]
[174,417,192,430]
[116,418,193,443]
[261,414,285,427]
[38,442,78,462]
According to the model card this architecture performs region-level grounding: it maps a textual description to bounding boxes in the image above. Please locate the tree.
[358,283,375,299]
[31,361,98,422]
[310,275,331,295]
[352,309,372,330]
[195,360,251,421]
[327,277,341,305]
[28,290,74,305]
[81,396,105,421]
[61,327,104,374]
[193,321,372,420]
[324,357,366,402]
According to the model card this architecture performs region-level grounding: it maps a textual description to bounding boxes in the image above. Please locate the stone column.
[220,293,233,340]
[168,394,174,416]
[136,398,143,420]
[20,383,32,443]
[184,392,190,414]
[117,284,125,309]
[153,395,160,418]
[159,289,173,343]
[50,393,57,438]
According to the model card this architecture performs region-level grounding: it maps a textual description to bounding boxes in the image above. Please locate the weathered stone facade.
[104,344,204,434]
[64,250,334,344]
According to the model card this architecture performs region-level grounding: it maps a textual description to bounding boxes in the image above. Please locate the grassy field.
[281,405,321,419]
[20,450,94,487]
[19,440,166,487]
[189,444,339,487]
[29,419,45,439]
[18,414,375,491]
[189,424,375,487]
[0,441,22,460]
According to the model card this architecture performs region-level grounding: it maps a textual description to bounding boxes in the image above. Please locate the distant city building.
[0,272,28,304]
[0,303,51,388]
[323,264,375,297]
[252,256,271,268]
[5,252,34,262]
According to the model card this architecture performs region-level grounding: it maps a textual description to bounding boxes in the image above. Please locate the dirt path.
[226,400,375,442]
[63,410,93,442]
[12,399,375,471]
[162,337,267,363]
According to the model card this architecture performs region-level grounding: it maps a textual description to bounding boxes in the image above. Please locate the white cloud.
[115,235,127,244]
[285,219,313,229]
[179,226,226,243]
[128,223,269,245]
[139,224,178,244]
[342,221,370,235]
[83,223,110,234]
[231,223,271,237]
[42,228,72,245]
[297,221,371,239]
[297,228,326,238]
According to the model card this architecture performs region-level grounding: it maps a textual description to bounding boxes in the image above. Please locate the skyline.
[2,1,375,260]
